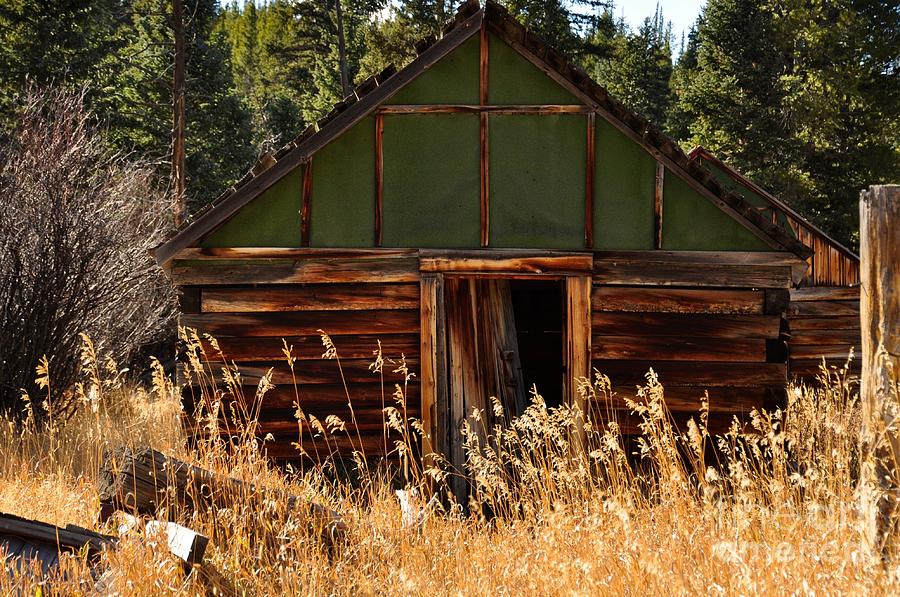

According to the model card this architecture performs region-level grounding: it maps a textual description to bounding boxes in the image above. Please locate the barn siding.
[590,253,789,435]
[177,256,422,461]
[786,286,861,379]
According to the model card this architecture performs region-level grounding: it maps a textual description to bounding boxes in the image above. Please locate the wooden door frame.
[419,262,592,466]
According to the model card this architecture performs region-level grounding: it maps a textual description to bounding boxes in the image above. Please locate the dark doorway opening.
[509,280,565,409]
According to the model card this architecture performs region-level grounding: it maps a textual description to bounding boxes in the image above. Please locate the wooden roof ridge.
[153,0,812,265]
[688,146,858,262]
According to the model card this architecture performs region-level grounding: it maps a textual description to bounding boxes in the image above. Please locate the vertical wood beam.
[420,273,446,470]
[300,158,313,247]
[654,161,665,249]
[479,24,489,105]
[565,276,592,444]
[479,25,490,247]
[859,185,900,553]
[171,0,186,227]
[584,113,595,249]
[480,114,489,247]
[375,114,384,246]
[445,278,470,505]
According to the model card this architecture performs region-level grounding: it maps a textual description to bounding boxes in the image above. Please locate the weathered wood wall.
[786,286,861,379]
[175,252,421,461]
[589,251,792,434]
[170,248,844,459]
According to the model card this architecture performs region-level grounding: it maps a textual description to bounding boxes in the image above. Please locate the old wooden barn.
[154,1,861,464]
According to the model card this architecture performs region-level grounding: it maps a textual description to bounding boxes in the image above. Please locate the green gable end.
[487,32,579,104]
[661,168,771,251]
[200,165,302,247]
[593,118,656,249]
[310,117,376,247]
[188,18,786,257]
[386,35,480,105]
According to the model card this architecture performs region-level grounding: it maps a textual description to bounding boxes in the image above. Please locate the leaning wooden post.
[859,184,900,554]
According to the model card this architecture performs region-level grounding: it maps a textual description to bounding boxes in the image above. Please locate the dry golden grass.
[1,332,899,595]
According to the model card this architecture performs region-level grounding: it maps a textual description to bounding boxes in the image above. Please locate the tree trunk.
[171,0,187,226]
[334,0,350,97]
[859,184,900,555]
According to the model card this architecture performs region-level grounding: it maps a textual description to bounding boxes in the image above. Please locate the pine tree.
[677,0,789,175]
[666,21,700,141]
[110,0,254,212]
[585,4,673,128]
[504,0,577,55]
[675,0,900,247]
[184,0,255,208]
[358,0,447,79]
[0,0,128,132]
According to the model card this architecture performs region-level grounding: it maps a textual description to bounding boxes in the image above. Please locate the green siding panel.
[661,168,771,251]
[200,166,302,247]
[310,117,376,247]
[382,114,480,247]
[386,35,480,105]
[593,118,656,249]
[489,114,585,248]
[488,33,580,105]
[704,160,795,235]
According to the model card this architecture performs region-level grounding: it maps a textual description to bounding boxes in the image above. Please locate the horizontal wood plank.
[198,334,419,361]
[592,286,764,314]
[600,385,769,413]
[376,104,592,114]
[181,310,420,337]
[789,344,857,360]
[787,316,861,331]
[591,359,787,387]
[201,284,420,312]
[786,329,861,346]
[183,359,419,386]
[787,300,860,317]
[172,257,420,285]
[259,434,400,458]
[593,335,766,362]
[174,248,417,260]
[593,261,792,288]
[592,312,780,339]
[596,410,754,436]
[420,254,592,274]
[789,358,860,377]
[592,250,803,265]
[790,286,860,301]
[186,408,420,435]
[182,383,420,411]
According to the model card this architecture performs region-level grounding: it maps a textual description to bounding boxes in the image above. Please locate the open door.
[420,272,591,504]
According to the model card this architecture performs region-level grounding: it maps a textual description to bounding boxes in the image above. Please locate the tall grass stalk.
[1,334,898,595]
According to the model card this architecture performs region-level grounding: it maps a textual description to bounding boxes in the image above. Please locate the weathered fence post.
[859,184,900,554]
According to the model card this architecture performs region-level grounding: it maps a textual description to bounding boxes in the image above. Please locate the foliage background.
[0,0,897,245]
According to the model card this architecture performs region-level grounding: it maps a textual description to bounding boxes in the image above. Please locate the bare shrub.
[0,87,175,423]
